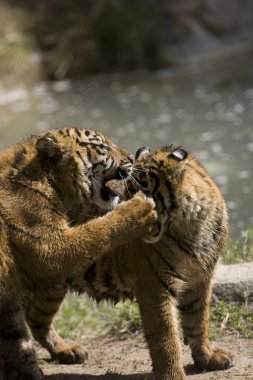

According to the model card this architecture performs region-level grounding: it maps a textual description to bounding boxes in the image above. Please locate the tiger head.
[130,145,189,243]
[35,128,133,210]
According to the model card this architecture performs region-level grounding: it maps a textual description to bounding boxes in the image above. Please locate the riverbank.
[2,1,253,84]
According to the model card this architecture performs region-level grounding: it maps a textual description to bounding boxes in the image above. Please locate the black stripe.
[156,191,166,210]
[180,305,203,315]
[103,270,114,289]
[188,161,213,187]
[86,146,92,163]
[94,146,107,155]
[84,262,96,284]
[76,150,87,167]
[165,180,177,211]
[47,178,64,201]
[212,215,223,242]
[27,317,43,329]
[143,165,161,172]
[75,128,81,138]
[178,297,200,313]
[151,245,184,281]
[10,180,64,217]
[138,181,148,188]
[0,211,39,241]
[8,146,27,177]
[161,236,197,259]
[34,307,58,317]
[144,253,177,298]
[13,146,27,169]
[115,254,128,289]
[45,296,64,303]
[184,331,202,338]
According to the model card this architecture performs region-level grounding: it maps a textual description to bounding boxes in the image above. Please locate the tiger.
[0,128,158,380]
[68,144,235,380]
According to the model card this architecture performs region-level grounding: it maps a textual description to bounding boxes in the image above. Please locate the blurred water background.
[0,63,253,237]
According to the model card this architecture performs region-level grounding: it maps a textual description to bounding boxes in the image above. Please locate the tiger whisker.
[132,167,147,174]
[124,178,132,199]
[91,177,102,188]
[128,174,144,190]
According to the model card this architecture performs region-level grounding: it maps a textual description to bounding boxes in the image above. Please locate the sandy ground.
[38,332,253,380]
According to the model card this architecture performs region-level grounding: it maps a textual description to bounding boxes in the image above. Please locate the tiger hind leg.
[26,293,88,364]
[179,282,234,371]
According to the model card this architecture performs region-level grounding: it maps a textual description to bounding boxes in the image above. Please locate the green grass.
[55,227,253,341]
[55,296,141,339]
[223,227,253,264]
[210,301,253,339]
[56,295,253,341]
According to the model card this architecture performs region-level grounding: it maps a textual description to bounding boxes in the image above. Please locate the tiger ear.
[169,148,188,161]
[135,146,151,160]
[36,136,64,159]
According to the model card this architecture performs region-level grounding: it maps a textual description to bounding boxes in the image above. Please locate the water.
[0,64,252,237]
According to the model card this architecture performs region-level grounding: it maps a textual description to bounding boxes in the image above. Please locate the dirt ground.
[39,332,253,380]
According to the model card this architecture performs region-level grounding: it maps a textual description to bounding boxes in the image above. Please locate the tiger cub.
[71,145,234,380]
[0,128,157,380]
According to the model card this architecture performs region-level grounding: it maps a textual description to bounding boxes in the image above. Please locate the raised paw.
[193,347,234,371]
[52,344,88,364]
[121,191,157,223]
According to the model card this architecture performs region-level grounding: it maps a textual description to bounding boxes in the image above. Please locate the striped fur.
[70,145,234,380]
[0,129,157,379]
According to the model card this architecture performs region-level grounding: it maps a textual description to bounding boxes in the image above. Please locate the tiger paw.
[52,344,88,364]
[193,347,234,371]
[117,191,158,237]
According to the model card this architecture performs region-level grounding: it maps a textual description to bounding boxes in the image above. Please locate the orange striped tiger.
[0,128,157,380]
[70,145,234,380]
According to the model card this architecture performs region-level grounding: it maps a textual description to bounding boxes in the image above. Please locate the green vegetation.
[55,296,141,339]
[56,295,253,341]
[210,301,253,339]
[55,227,253,341]
[224,227,253,264]
[0,3,41,85]
[4,1,161,80]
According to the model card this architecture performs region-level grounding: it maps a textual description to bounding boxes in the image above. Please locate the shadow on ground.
[45,364,202,380]
[45,373,152,380]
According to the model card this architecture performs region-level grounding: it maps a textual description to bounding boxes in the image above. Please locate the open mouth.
[102,177,126,202]
[100,166,130,202]
[101,183,118,201]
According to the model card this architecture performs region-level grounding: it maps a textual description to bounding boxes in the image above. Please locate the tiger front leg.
[179,281,234,371]
[27,293,88,365]
[0,300,43,380]
[136,272,186,380]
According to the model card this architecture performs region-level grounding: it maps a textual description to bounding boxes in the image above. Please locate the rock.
[213,262,253,304]
[160,0,253,72]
